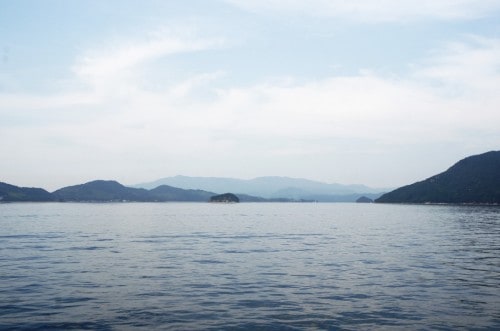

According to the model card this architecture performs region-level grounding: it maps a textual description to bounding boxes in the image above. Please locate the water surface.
[1,203,499,330]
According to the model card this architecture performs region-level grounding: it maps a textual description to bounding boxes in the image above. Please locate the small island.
[356,196,373,203]
[209,193,240,203]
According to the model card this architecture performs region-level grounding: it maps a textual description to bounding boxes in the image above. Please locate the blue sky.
[1,0,500,190]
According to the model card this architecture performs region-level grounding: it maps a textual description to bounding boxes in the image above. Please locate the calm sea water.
[0,202,499,330]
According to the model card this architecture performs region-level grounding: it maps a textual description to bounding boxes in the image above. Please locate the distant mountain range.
[134,176,387,202]
[3,151,498,204]
[376,151,500,204]
[52,180,217,202]
[0,180,216,202]
[0,180,303,203]
[0,177,384,203]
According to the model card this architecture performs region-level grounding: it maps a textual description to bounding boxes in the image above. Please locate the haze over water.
[1,202,499,330]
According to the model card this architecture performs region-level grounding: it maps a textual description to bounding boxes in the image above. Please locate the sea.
[0,202,499,330]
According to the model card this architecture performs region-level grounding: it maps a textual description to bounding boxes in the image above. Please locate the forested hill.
[0,182,54,202]
[52,180,216,202]
[1,180,284,202]
[376,151,500,204]
[0,180,217,202]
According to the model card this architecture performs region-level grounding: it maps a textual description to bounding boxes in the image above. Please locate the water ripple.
[0,203,499,330]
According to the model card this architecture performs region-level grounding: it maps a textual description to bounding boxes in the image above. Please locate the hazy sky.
[1,0,500,191]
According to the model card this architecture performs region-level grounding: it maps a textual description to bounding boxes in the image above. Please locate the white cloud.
[168,71,225,99]
[0,27,225,125]
[57,36,500,162]
[225,0,500,22]
[0,89,104,111]
[72,27,225,95]
[417,36,500,94]
[2,32,500,189]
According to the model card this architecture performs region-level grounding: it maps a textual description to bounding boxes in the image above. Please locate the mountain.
[134,175,387,201]
[53,180,216,202]
[376,151,500,204]
[299,193,382,202]
[0,182,54,202]
[53,180,151,202]
[235,194,311,202]
[0,179,309,203]
[149,185,214,202]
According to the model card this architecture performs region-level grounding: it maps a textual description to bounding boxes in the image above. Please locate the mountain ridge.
[52,180,219,202]
[0,182,54,202]
[7,150,498,204]
[376,151,500,204]
[133,175,388,201]
[1,180,299,203]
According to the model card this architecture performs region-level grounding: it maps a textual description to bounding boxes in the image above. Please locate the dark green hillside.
[376,151,500,204]
[0,182,54,202]
[210,193,240,203]
[149,185,215,201]
[53,180,150,202]
[1,180,269,202]
[52,180,217,202]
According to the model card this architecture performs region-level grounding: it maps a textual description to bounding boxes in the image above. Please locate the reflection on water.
[0,203,499,330]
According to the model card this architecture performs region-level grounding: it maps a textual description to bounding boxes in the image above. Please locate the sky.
[1,0,500,191]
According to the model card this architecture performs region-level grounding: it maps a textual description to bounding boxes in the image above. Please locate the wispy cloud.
[0,26,225,124]
[416,36,500,96]
[72,27,225,95]
[225,0,500,22]
[2,27,499,188]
